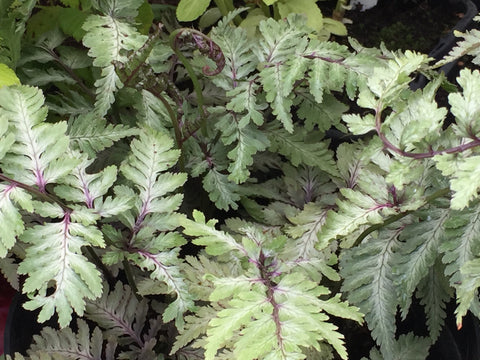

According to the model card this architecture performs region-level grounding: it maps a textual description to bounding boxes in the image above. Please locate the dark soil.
[343,0,465,54]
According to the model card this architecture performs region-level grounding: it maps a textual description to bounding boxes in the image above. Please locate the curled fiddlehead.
[170,28,225,76]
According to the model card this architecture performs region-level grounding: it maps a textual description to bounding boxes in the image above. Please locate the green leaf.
[341,225,403,355]
[0,63,20,87]
[0,185,30,257]
[120,129,185,226]
[226,124,270,184]
[322,18,347,36]
[131,244,195,328]
[268,126,339,177]
[54,153,118,207]
[394,207,450,312]
[86,282,150,344]
[416,260,450,341]
[181,210,244,256]
[82,14,147,116]
[277,0,323,33]
[441,203,480,287]
[449,69,480,138]
[0,85,77,190]
[68,113,139,157]
[18,215,104,327]
[176,0,210,22]
[203,168,241,211]
[26,319,109,360]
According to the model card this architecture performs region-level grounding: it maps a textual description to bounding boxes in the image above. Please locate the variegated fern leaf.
[178,211,363,359]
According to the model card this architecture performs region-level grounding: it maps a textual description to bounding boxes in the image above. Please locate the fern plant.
[3,0,480,359]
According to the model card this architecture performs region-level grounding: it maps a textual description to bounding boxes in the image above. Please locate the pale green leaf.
[394,207,450,311]
[180,210,244,256]
[0,63,20,87]
[68,113,139,157]
[176,0,210,22]
[19,217,104,327]
[0,185,28,257]
[0,85,77,190]
[340,226,403,354]
[277,0,323,33]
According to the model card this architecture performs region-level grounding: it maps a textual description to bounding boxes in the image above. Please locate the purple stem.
[375,105,480,159]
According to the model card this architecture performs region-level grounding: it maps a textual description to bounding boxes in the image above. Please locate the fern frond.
[436,152,480,210]
[437,28,480,67]
[205,272,361,360]
[365,333,431,360]
[0,184,32,257]
[0,255,19,290]
[22,67,76,86]
[447,69,480,139]
[318,187,396,246]
[86,281,149,346]
[456,257,480,325]
[91,0,144,18]
[441,202,480,286]
[267,126,338,177]
[340,224,404,355]
[416,260,451,341]
[82,12,147,116]
[120,128,185,229]
[182,216,362,359]
[212,116,270,184]
[0,105,15,160]
[255,15,309,132]
[68,113,139,157]
[0,85,77,191]
[210,14,257,91]
[394,207,450,313]
[181,210,245,256]
[54,153,116,205]
[171,305,217,355]
[296,92,348,133]
[26,319,109,360]
[225,81,267,127]
[130,238,196,328]
[135,89,174,133]
[365,51,428,107]
[306,41,351,103]
[202,168,241,211]
[254,14,309,64]
[18,212,105,327]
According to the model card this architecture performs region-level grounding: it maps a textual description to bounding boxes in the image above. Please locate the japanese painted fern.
[3,1,480,360]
